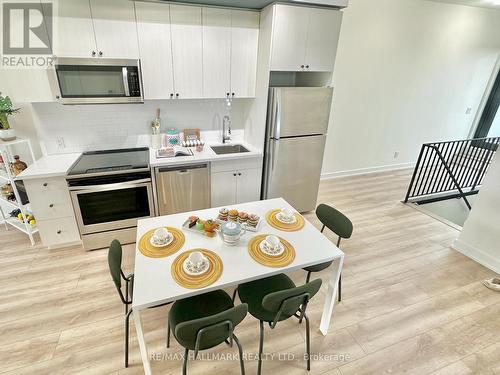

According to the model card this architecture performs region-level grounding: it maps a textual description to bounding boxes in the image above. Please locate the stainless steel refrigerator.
[262,87,333,212]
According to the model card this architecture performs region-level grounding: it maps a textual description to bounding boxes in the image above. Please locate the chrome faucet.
[222,115,231,143]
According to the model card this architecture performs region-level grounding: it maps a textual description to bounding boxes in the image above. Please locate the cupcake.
[238,212,248,224]
[218,208,229,221]
[247,214,259,228]
[228,209,239,222]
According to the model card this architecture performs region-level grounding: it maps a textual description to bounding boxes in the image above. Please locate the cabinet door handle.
[301,65,305,69]
[91,51,96,57]
[226,93,230,97]
[43,182,48,187]
[57,230,62,234]
[98,51,103,57]
[238,172,242,176]
[233,173,237,177]
[176,93,179,98]
[232,93,235,97]
[306,65,310,69]
[170,93,174,98]
[49,204,54,208]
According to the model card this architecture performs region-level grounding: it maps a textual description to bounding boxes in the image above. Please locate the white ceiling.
[427,0,500,9]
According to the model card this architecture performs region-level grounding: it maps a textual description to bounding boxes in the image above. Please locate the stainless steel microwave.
[49,58,144,104]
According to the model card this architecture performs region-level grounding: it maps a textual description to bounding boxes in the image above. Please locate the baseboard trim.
[321,162,415,180]
[452,239,500,275]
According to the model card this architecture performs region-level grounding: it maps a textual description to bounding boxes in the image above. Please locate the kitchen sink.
[211,144,250,155]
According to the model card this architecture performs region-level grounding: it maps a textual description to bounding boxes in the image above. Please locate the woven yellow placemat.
[265,209,305,232]
[171,249,223,289]
[248,234,295,268]
[138,227,185,258]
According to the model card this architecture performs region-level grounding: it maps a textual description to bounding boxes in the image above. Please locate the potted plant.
[0,93,20,141]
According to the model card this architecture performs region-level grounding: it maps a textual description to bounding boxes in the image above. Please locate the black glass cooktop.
[67,148,149,176]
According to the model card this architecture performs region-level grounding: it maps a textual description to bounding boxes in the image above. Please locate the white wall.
[454,151,500,274]
[31,99,251,154]
[322,0,500,177]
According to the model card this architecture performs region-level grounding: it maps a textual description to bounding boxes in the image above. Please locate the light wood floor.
[1,169,499,375]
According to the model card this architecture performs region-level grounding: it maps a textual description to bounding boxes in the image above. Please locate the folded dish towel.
[482,278,500,292]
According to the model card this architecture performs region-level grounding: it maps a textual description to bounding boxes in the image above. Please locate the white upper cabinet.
[230,10,259,98]
[270,4,343,72]
[202,8,231,99]
[53,0,139,59]
[170,5,203,99]
[305,8,343,72]
[270,5,308,72]
[201,8,258,99]
[136,2,175,100]
[53,0,97,58]
[90,0,139,59]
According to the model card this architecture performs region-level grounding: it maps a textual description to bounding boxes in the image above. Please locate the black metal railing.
[404,136,499,208]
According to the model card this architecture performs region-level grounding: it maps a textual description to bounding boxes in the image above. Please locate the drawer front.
[29,190,74,220]
[37,217,81,247]
[23,177,68,193]
[211,157,262,173]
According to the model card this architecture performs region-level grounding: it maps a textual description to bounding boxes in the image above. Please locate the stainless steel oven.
[49,57,143,104]
[68,171,154,250]
[66,147,152,250]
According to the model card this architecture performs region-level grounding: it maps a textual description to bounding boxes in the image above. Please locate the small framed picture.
[183,128,200,142]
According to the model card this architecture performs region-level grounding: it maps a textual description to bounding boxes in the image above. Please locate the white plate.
[183,258,209,276]
[276,212,297,224]
[149,233,174,247]
[259,240,285,257]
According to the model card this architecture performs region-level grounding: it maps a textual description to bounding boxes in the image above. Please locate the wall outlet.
[393,151,400,159]
[56,137,66,150]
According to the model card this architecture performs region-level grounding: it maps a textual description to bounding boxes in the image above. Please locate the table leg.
[134,309,153,375]
[319,255,344,335]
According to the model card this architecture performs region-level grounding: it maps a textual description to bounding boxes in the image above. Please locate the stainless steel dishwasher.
[155,164,210,215]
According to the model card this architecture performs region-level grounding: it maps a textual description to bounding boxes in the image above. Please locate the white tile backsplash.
[32,99,252,154]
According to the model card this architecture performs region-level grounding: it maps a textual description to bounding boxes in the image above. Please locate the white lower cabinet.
[235,168,261,204]
[36,217,81,247]
[23,177,81,248]
[211,158,262,207]
[211,170,238,206]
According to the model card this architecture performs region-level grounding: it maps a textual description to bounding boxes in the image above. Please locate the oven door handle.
[69,178,151,191]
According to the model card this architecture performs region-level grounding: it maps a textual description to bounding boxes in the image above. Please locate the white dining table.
[132,198,344,375]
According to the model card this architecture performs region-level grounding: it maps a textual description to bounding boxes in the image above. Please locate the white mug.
[280,208,294,220]
[153,227,169,243]
[265,235,280,250]
[188,251,205,267]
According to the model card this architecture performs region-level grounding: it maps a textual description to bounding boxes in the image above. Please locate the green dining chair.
[107,239,172,368]
[169,290,248,375]
[237,274,322,375]
[303,203,353,302]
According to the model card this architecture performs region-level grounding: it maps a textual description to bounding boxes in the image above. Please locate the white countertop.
[16,142,262,180]
[149,141,262,167]
[16,153,81,180]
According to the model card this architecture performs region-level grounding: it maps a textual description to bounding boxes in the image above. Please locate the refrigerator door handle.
[271,139,280,175]
[275,89,282,140]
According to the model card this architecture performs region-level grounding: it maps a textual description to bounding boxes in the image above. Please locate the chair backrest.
[316,203,353,239]
[175,303,248,352]
[262,279,322,326]
[108,239,123,291]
